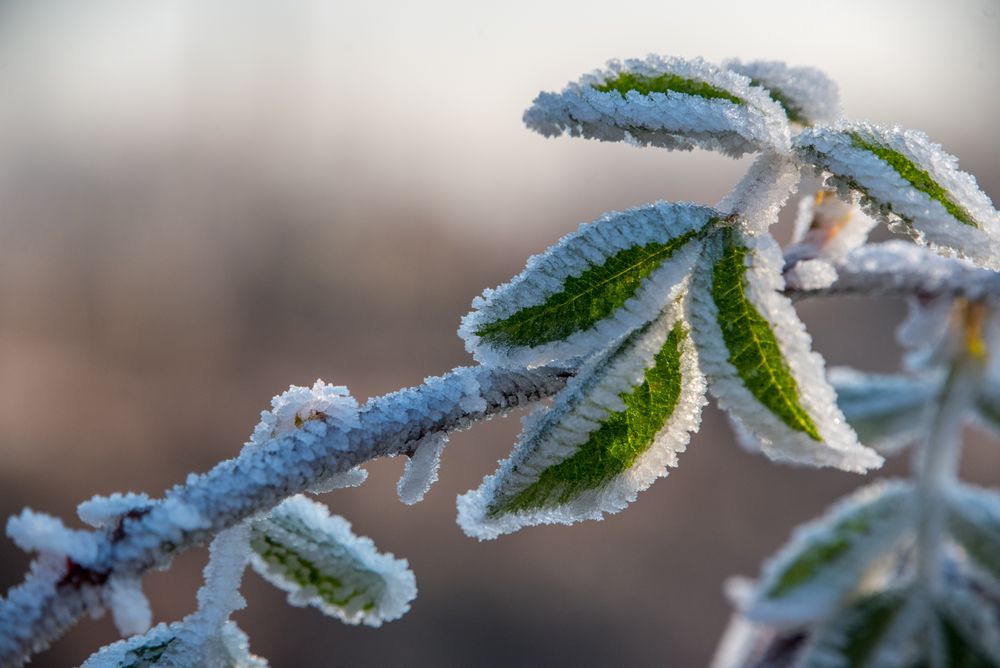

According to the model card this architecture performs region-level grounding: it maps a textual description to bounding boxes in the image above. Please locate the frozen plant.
[1,55,998,667]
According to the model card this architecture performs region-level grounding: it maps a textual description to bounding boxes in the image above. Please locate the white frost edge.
[458,298,706,540]
[688,228,882,472]
[724,59,841,126]
[796,122,1000,270]
[249,495,416,627]
[461,201,713,368]
[524,54,791,156]
[747,480,914,627]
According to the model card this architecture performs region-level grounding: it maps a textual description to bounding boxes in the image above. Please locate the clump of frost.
[249,380,359,447]
[397,433,448,505]
[308,467,369,494]
[77,492,152,529]
[249,495,416,627]
[104,577,152,637]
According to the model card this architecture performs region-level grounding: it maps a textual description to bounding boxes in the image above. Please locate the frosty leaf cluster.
[1,54,998,668]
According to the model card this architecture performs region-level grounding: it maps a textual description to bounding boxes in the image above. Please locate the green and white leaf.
[458,300,706,539]
[797,589,923,668]
[523,55,790,157]
[725,59,840,127]
[687,225,882,471]
[460,201,715,368]
[795,122,1000,270]
[929,587,1000,668]
[746,481,914,625]
[249,495,416,627]
[828,367,940,454]
[946,484,1000,584]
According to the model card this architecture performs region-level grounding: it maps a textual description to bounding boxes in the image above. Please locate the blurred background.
[0,0,997,665]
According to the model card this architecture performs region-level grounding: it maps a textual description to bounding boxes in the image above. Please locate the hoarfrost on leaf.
[249,495,416,627]
[523,55,791,157]
[458,300,706,539]
[460,201,715,368]
[724,59,841,127]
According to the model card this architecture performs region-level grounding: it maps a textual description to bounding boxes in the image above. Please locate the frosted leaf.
[460,201,715,368]
[785,189,878,266]
[249,495,416,627]
[945,484,1000,584]
[716,152,801,233]
[687,226,882,472]
[105,577,152,637]
[747,481,914,626]
[828,367,940,454]
[82,525,267,668]
[724,59,840,126]
[307,467,369,495]
[795,122,1000,269]
[6,508,99,565]
[458,300,706,540]
[78,492,153,529]
[524,55,790,157]
[249,380,359,448]
[931,587,1000,667]
[397,433,447,505]
[796,588,923,668]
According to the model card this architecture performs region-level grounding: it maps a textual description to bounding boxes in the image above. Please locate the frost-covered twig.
[0,365,571,667]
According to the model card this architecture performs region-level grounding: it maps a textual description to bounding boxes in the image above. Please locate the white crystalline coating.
[784,258,838,291]
[249,380,360,447]
[795,122,1000,270]
[786,191,878,266]
[724,59,841,126]
[747,480,914,626]
[6,508,99,565]
[105,577,152,637]
[308,467,369,495]
[717,152,801,233]
[397,433,448,505]
[524,55,791,156]
[457,300,707,540]
[249,495,416,627]
[460,201,716,368]
[828,366,940,454]
[82,524,266,668]
[687,228,882,472]
[797,589,922,668]
[77,492,153,529]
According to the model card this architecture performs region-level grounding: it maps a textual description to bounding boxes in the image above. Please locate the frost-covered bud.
[249,380,359,447]
[77,492,153,529]
[796,122,1000,270]
[524,55,791,157]
[6,509,99,565]
[397,433,447,505]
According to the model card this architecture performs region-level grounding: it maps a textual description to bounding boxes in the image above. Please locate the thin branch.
[0,365,573,667]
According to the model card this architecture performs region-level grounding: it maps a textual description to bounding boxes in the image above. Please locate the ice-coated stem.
[0,365,572,667]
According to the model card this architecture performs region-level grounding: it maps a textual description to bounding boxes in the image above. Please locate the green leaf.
[748,481,913,624]
[249,495,416,627]
[946,485,1000,583]
[798,590,913,668]
[848,133,977,229]
[458,304,706,539]
[474,229,699,351]
[461,201,715,367]
[593,71,744,104]
[712,227,819,440]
